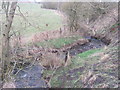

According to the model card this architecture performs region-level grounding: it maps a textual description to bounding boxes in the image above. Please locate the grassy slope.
[12,3,62,37]
[43,48,103,87]
[43,45,118,88]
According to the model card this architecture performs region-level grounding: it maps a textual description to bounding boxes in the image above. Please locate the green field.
[12,3,63,37]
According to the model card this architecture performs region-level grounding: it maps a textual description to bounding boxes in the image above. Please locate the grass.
[12,3,63,37]
[70,48,103,68]
[48,46,118,88]
[43,48,103,87]
[35,36,82,48]
[77,48,103,59]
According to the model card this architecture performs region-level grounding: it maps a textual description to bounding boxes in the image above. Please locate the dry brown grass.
[38,52,66,70]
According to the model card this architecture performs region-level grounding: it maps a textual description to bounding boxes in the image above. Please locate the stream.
[14,36,108,88]
[69,36,107,56]
[15,64,48,88]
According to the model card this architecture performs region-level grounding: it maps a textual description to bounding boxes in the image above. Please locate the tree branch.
[17,5,41,30]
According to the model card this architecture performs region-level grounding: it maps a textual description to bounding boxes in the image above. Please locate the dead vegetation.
[38,52,65,69]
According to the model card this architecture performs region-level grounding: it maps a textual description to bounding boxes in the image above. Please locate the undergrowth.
[43,48,103,87]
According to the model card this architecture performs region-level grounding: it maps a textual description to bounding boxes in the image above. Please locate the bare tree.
[1,0,18,81]
[61,2,117,33]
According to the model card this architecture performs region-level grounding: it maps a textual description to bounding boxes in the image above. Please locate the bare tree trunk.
[1,1,17,81]
[0,1,3,88]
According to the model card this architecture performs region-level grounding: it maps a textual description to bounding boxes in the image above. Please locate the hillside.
[41,7,119,88]
[1,2,119,89]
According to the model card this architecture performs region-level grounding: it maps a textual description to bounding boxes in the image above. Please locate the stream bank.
[14,36,110,88]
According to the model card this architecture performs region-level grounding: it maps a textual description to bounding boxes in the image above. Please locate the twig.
[17,5,40,30]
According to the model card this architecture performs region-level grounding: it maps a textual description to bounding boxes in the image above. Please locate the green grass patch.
[77,48,103,59]
[70,48,103,68]
[36,36,82,48]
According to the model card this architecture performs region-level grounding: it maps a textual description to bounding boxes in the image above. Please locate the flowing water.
[14,36,108,88]
[15,65,48,88]
[69,36,107,56]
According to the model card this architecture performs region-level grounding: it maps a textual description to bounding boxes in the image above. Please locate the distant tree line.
[40,2,59,10]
